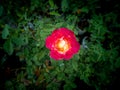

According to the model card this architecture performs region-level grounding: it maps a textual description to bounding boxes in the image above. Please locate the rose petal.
[45,36,53,49]
[64,50,74,60]
[71,41,80,53]
[50,50,64,60]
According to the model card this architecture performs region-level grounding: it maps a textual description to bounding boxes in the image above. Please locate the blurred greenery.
[0,0,120,90]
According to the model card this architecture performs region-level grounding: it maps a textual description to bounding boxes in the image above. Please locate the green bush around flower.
[0,0,120,90]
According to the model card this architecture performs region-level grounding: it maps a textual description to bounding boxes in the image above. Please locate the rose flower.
[45,28,80,60]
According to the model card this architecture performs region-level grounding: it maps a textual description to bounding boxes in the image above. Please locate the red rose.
[45,28,80,60]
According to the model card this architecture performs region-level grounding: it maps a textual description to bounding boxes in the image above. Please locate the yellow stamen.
[55,38,71,54]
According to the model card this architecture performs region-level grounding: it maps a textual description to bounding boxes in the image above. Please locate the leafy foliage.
[0,0,120,90]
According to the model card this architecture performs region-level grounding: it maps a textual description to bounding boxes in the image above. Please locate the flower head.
[45,28,80,60]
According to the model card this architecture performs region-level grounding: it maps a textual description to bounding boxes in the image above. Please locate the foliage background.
[0,0,120,90]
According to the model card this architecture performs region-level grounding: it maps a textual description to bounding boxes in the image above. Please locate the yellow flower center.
[55,38,71,54]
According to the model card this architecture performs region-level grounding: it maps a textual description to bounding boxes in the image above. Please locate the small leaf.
[49,0,55,8]
[49,11,60,16]
[115,57,120,68]
[5,81,14,90]
[3,40,14,55]
[64,81,76,90]
[72,60,78,71]
[2,24,9,39]
[61,0,69,12]
[57,73,65,81]
[0,5,3,16]
[13,35,28,46]
[18,83,26,90]
[50,58,57,66]
[81,7,89,13]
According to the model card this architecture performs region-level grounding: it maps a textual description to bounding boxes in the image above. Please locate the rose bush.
[1,0,120,89]
[45,28,80,60]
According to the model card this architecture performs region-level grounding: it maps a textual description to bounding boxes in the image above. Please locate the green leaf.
[66,24,74,30]
[0,5,3,16]
[13,35,28,46]
[49,0,55,8]
[50,58,57,66]
[17,83,26,90]
[49,11,60,16]
[61,0,69,12]
[5,81,14,90]
[64,84,71,90]
[64,81,76,90]
[115,57,120,68]
[3,40,14,55]
[57,73,65,81]
[81,7,89,13]
[72,60,78,71]
[55,22,64,28]
[2,24,9,39]
[0,55,7,66]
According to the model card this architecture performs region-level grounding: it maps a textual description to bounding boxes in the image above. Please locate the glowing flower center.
[55,38,71,54]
